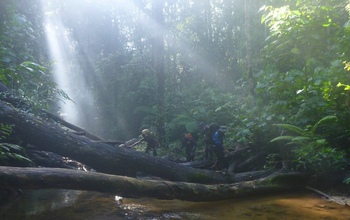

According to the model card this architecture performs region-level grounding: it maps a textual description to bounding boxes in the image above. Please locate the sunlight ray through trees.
[41,0,95,128]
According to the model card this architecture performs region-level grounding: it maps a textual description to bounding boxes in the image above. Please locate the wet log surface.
[0,166,306,202]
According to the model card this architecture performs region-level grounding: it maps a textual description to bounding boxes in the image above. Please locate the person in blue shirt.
[212,126,228,169]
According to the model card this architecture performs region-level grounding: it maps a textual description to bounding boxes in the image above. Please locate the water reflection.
[1,189,350,219]
[1,190,82,218]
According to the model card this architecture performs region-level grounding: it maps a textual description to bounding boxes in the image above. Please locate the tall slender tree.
[244,0,256,98]
[152,0,166,146]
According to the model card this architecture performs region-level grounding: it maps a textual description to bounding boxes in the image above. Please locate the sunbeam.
[41,0,95,129]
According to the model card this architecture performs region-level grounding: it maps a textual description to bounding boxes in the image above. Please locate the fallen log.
[235,153,267,172]
[179,147,253,170]
[233,170,276,182]
[305,186,348,206]
[179,159,214,169]
[0,100,230,184]
[26,150,93,171]
[40,109,104,141]
[26,150,75,169]
[0,166,307,202]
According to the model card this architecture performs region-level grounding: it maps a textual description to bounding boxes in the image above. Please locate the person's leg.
[190,149,195,161]
[152,146,157,156]
[216,150,227,169]
[145,144,151,154]
[204,144,209,159]
[211,147,221,170]
[186,148,191,161]
[208,147,213,160]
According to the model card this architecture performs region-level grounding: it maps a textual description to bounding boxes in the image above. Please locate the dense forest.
[1,0,350,192]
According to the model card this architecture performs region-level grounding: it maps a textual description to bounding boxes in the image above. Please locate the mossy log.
[0,100,230,184]
[0,166,306,202]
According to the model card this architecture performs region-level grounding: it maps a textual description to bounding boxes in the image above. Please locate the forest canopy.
[1,0,350,181]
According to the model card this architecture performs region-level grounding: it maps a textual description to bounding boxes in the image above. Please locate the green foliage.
[271,116,338,143]
[344,178,350,184]
[190,87,237,124]
[1,61,71,110]
[261,2,339,71]
[0,123,33,166]
[293,144,347,175]
[259,1,348,125]
[0,1,70,111]
[0,0,349,178]
[264,153,280,170]
[271,116,347,175]
[169,114,198,132]
[0,143,33,166]
[0,123,13,141]
[255,2,350,178]
[271,116,338,146]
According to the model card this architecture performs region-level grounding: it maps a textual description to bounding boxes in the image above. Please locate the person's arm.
[129,138,143,148]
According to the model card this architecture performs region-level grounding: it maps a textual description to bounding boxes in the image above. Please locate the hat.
[142,129,151,135]
[219,126,227,132]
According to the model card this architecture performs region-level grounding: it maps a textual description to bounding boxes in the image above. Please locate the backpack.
[210,123,220,134]
[204,123,220,139]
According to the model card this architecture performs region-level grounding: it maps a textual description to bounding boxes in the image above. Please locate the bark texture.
[0,166,306,202]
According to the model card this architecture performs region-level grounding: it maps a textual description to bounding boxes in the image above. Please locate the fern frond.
[312,115,338,132]
[274,124,304,134]
[0,144,10,152]
[0,143,23,152]
[9,153,33,164]
[270,135,296,143]
[290,136,312,143]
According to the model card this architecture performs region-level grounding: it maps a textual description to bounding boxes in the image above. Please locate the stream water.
[1,189,350,219]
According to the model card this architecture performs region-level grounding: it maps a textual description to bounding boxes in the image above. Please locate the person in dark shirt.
[181,133,197,162]
[141,129,159,156]
[199,122,219,160]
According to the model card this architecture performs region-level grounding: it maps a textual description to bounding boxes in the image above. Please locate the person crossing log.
[0,99,230,184]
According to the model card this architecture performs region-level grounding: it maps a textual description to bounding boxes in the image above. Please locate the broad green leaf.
[185,121,198,133]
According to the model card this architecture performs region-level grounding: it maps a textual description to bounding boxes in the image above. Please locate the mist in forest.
[43,10,89,127]
[38,0,243,139]
[40,1,127,136]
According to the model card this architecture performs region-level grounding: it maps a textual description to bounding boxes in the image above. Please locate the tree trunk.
[244,0,255,98]
[152,0,166,146]
[0,166,306,202]
[0,100,229,184]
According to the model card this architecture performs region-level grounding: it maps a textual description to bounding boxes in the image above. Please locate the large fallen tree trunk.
[0,166,307,202]
[0,100,230,184]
